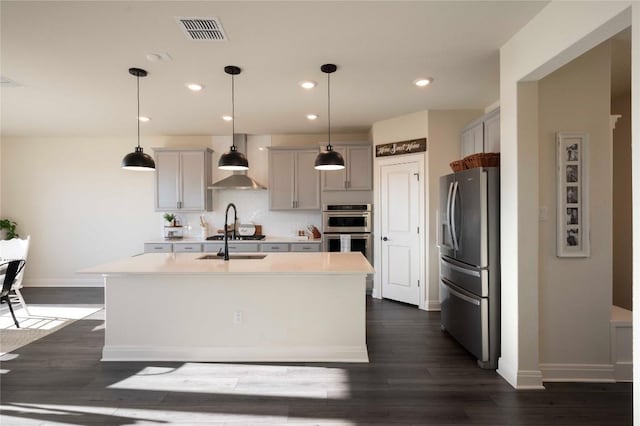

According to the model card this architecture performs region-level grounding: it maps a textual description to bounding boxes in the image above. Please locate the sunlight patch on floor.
[108,363,352,399]
[1,402,358,424]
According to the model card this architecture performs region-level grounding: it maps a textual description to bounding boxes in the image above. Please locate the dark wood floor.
[0,288,632,425]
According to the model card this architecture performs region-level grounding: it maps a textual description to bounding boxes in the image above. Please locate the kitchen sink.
[197,254,267,260]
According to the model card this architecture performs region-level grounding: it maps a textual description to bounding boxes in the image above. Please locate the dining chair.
[0,236,30,315]
[0,259,26,328]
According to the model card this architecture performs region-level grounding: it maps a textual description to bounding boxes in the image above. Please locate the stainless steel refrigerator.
[439,167,500,369]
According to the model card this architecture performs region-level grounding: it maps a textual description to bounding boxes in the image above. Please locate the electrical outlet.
[234,310,243,324]
[539,206,548,222]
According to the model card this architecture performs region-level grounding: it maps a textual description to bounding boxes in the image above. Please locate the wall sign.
[375,138,427,157]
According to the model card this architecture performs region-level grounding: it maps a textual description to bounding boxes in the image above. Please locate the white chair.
[0,236,30,315]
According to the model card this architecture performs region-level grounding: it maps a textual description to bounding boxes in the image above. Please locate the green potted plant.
[163,213,176,227]
[0,219,19,240]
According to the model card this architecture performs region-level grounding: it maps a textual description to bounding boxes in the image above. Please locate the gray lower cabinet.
[145,241,321,254]
[202,243,260,253]
[174,243,202,253]
[144,243,173,253]
[290,243,320,252]
[261,243,289,252]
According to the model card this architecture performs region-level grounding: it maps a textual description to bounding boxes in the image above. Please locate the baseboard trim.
[614,361,632,382]
[427,300,441,311]
[497,357,545,389]
[102,345,370,363]
[25,278,104,287]
[540,363,615,383]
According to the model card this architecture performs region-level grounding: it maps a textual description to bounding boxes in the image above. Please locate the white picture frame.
[556,132,590,257]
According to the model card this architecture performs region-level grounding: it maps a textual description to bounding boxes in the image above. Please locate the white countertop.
[79,252,374,276]
[146,236,321,244]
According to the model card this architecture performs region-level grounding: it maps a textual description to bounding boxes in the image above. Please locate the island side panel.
[102,273,368,362]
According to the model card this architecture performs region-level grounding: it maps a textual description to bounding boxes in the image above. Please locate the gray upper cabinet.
[322,144,372,191]
[461,108,500,157]
[482,109,500,153]
[269,148,320,210]
[154,148,213,212]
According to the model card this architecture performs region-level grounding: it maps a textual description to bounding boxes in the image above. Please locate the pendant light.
[218,65,249,171]
[122,68,156,171]
[314,63,345,171]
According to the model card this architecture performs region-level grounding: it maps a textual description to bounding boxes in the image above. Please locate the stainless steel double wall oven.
[322,204,373,264]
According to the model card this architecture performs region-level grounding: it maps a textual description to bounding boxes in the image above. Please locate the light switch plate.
[539,206,548,222]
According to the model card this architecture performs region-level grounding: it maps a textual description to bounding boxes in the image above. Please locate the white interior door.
[380,161,421,305]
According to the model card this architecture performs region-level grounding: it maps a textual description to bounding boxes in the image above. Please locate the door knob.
[382,236,388,241]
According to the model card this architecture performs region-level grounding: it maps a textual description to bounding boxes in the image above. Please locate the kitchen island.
[80,252,373,363]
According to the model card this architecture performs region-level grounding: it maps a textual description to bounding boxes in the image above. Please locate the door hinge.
[417,279,420,287]
[414,172,419,181]
[417,226,419,234]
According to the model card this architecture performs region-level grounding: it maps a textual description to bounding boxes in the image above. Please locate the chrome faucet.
[222,202,237,261]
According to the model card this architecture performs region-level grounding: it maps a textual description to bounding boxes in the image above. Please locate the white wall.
[499,1,633,389]
[1,133,367,286]
[537,42,613,378]
[426,110,483,309]
[371,111,428,308]
[370,110,480,311]
[611,92,632,310]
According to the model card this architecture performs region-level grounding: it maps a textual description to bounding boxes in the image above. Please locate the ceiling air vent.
[176,17,227,41]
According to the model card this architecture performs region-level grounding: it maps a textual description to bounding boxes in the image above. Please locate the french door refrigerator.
[439,166,500,369]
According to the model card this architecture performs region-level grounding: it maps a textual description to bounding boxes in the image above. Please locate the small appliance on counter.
[238,223,256,236]
[206,234,266,241]
[163,226,185,240]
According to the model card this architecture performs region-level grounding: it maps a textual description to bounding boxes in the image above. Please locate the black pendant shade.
[218,65,249,171]
[122,67,155,171]
[314,146,345,170]
[218,144,249,170]
[122,146,156,170]
[314,63,345,171]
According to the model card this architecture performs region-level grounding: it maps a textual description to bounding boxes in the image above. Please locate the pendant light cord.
[136,74,141,149]
[327,71,331,150]
[231,73,235,149]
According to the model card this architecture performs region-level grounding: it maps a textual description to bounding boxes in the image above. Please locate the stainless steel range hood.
[209,134,266,190]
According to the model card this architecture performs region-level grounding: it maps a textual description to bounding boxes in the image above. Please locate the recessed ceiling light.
[186,83,204,91]
[414,78,433,87]
[138,116,151,122]
[306,114,318,120]
[222,115,233,121]
[146,52,173,62]
[299,80,317,90]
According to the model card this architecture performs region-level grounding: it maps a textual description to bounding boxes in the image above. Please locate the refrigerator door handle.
[442,279,481,306]
[442,258,481,277]
[450,181,459,251]
[443,181,455,249]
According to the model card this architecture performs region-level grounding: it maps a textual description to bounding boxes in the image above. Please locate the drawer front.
[144,243,173,253]
[440,256,487,297]
[440,280,488,362]
[174,244,202,253]
[290,243,320,252]
[229,243,259,252]
[261,243,289,252]
[203,243,259,253]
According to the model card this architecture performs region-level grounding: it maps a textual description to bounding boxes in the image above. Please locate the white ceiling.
[0,1,549,137]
